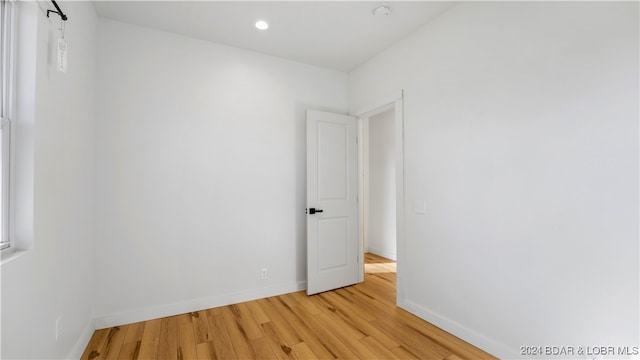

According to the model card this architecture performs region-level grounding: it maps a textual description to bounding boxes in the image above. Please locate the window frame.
[0,118,10,250]
[1,0,16,252]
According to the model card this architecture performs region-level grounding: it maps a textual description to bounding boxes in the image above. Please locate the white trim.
[393,95,406,305]
[1,117,10,250]
[357,118,367,282]
[352,91,403,118]
[68,319,96,360]
[367,246,396,261]
[0,0,17,253]
[93,281,307,329]
[399,298,516,359]
[358,103,394,120]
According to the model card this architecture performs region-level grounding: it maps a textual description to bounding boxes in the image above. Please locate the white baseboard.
[398,298,517,359]
[67,318,96,360]
[367,247,397,261]
[94,281,307,329]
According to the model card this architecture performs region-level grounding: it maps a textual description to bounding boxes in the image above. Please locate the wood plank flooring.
[82,253,496,359]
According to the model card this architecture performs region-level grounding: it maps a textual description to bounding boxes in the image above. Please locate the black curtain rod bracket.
[47,0,68,21]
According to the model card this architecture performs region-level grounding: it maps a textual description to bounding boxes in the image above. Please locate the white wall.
[367,110,396,260]
[3,2,636,358]
[350,2,639,357]
[93,19,348,326]
[1,1,97,358]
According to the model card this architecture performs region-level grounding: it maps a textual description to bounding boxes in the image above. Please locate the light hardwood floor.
[82,253,496,359]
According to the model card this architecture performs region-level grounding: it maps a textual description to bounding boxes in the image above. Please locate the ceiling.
[92,1,457,72]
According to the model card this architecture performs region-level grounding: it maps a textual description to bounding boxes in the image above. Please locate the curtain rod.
[47,0,68,21]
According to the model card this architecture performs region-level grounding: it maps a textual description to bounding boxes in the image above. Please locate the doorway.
[361,108,397,261]
[305,94,404,297]
[356,95,404,292]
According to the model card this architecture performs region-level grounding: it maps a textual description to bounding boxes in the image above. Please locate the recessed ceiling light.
[255,20,269,30]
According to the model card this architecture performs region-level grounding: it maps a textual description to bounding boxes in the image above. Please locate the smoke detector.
[373,4,391,17]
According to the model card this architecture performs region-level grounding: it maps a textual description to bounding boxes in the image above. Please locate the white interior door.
[306,109,359,295]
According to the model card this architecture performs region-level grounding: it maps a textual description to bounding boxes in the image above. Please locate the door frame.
[354,91,405,287]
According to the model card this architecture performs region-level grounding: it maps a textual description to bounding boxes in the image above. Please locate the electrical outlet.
[55,316,62,342]
[260,268,268,280]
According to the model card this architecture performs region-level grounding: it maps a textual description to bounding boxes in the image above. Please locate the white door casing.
[306,110,359,295]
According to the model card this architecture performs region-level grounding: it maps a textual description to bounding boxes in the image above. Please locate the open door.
[306,109,359,295]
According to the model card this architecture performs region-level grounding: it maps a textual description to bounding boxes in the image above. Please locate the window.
[1,118,9,250]
[0,0,15,251]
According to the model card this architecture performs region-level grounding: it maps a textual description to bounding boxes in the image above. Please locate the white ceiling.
[92,1,457,72]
